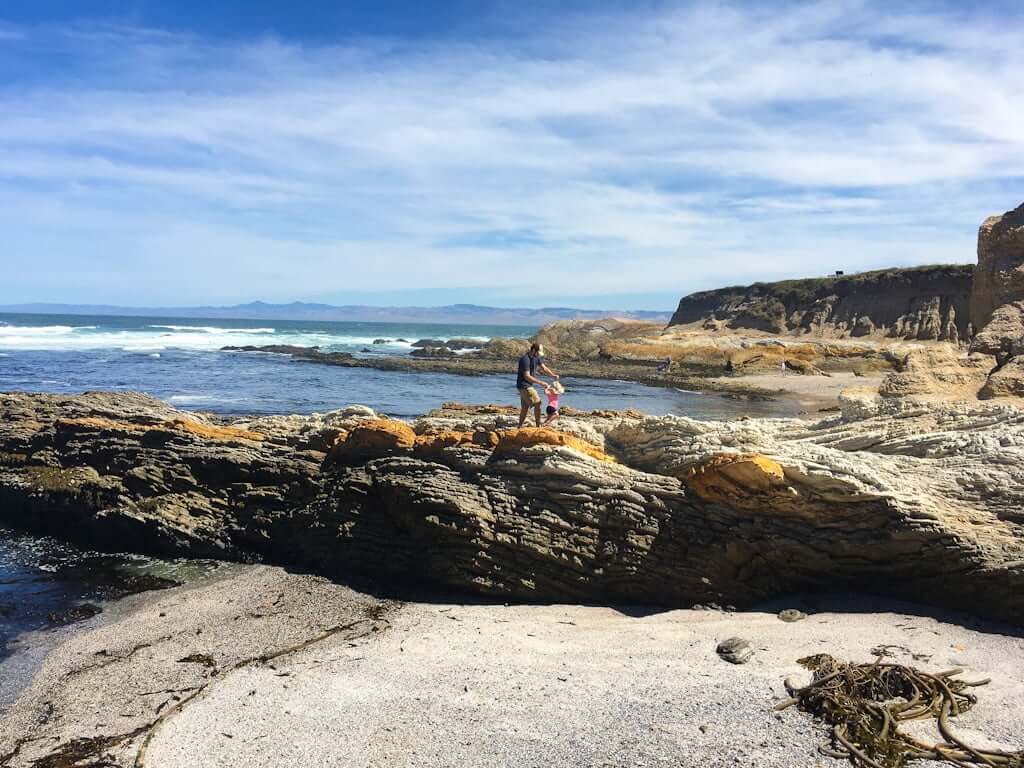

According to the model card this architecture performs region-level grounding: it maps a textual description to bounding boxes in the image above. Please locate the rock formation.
[971,202,1024,330]
[668,265,973,342]
[2,391,1022,626]
[967,203,1024,399]
[876,347,992,400]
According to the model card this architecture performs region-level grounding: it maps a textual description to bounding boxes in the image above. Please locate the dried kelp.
[776,654,1023,767]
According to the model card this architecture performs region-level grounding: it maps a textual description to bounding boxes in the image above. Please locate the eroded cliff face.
[1,392,1022,625]
[971,202,1024,331]
[669,265,974,341]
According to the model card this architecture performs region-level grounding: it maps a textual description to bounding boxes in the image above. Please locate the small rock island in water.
[1,204,1024,767]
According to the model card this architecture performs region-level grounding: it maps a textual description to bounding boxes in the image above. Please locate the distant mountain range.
[0,301,672,326]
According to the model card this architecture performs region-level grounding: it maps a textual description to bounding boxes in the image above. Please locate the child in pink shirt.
[544,381,565,424]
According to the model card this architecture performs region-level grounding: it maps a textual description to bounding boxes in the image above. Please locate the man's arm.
[538,362,559,379]
[523,371,545,386]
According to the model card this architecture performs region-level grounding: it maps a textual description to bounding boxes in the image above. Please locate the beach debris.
[47,602,102,625]
[176,653,216,668]
[870,644,932,662]
[716,637,753,664]
[776,653,1023,767]
[778,609,807,623]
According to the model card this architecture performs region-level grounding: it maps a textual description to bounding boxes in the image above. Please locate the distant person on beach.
[544,380,565,424]
[517,342,559,427]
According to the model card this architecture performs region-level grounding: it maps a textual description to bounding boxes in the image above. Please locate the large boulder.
[327,418,417,463]
[972,301,1024,362]
[980,357,1024,399]
[878,347,993,400]
[533,319,666,361]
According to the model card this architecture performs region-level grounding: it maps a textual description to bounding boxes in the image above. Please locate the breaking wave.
[0,321,494,353]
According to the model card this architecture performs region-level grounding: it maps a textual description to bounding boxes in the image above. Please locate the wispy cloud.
[1,1,1022,307]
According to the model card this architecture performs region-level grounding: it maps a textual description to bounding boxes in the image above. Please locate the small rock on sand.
[778,609,807,623]
[716,637,753,664]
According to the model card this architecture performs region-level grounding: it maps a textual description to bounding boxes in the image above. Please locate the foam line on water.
[0,324,409,352]
[148,325,276,334]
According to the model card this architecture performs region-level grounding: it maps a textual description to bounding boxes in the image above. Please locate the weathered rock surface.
[877,347,993,400]
[409,345,456,357]
[716,637,753,664]
[971,202,1024,331]
[968,203,1024,399]
[669,265,973,342]
[1,392,1023,625]
[222,344,354,363]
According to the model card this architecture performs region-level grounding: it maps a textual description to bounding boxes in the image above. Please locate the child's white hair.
[551,381,565,394]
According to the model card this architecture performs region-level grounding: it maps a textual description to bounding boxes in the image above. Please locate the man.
[517,342,558,427]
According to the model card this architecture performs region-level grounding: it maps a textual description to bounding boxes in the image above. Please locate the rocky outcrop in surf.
[1,391,1022,625]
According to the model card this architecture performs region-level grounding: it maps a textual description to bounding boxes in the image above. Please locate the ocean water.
[0,312,793,419]
[0,312,796,672]
[0,312,518,354]
[0,526,224,706]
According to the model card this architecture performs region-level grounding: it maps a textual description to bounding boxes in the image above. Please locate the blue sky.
[1,1,1023,310]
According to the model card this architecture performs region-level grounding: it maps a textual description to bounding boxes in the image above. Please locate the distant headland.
[0,301,672,326]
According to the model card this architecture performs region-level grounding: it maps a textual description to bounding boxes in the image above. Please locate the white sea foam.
[148,325,276,334]
[167,394,244,405]
[0,322,504,353]
[0,324,93,336]
[0,324,323,351]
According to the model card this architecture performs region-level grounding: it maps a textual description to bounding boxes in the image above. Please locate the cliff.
[2,391,1022,626]
[669,265,974,342]
[971,201,1024,330]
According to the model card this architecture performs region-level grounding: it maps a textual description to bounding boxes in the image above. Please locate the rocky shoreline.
[215,201,1024,413]
[1,390,1022,627]
[222,340,803,402]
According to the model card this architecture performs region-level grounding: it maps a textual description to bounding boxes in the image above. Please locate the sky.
[1,1,1022,311]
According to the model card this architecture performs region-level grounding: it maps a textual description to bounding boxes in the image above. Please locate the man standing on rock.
[517,342,559,428]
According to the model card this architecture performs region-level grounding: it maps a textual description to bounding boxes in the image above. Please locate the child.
[544,380,565,424]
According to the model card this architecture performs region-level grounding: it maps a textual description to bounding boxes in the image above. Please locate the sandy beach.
[3,566,1022,768]
[709,371,887,411]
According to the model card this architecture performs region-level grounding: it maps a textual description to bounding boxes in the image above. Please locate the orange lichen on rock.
[684,453,788,503]
[57,416,263,442]
[166,419,264,442]
[328,418,417,462]
[491,428,614,463]
[413,429,500,456]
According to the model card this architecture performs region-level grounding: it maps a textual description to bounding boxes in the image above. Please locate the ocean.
[0,312,790,418]
[0,312,793,679]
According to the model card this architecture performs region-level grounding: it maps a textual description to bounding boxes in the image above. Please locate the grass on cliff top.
[681,264,974,305]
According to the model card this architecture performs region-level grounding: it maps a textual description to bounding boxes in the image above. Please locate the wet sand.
[3,566,1021,768]
[709,371,886,412]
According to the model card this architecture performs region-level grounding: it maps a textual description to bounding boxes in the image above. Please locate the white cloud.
[0,1,1022,307]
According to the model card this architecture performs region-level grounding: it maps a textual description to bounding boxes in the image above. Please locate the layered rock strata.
[669,265,973,341]
[1,392,1022,625]
[971,202,1024,330]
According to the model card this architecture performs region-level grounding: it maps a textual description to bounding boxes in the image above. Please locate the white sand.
[713,371,885,411]
[5,566,1019,768]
